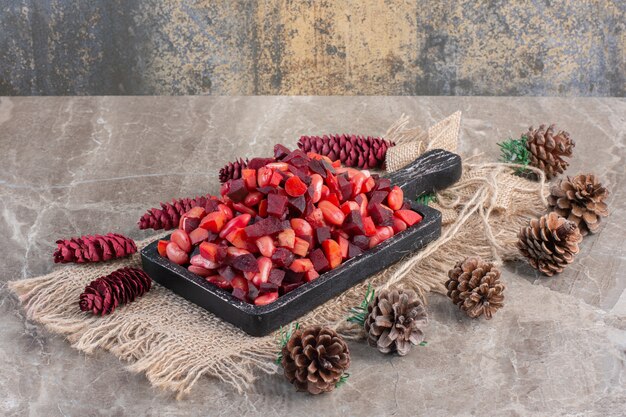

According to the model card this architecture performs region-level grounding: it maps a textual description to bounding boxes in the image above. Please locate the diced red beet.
[218,265,237,281]
[268,268,286,286]
[244,216,285,238]
[282,149,310,168]
[283,270,305,284]
[369,203,394,226]
[227,179,248,203]
[180,215,200,234]
[347,243,363,259]
[248,283,260,300]
[259,282,279,293]
[319,158,335,174]
[248,157,276,170]
[280,282,302,295]
[273,144,291,160]
[337,175,352,202]
[375,177,392,191]
[231,253,260,272]
[288,195,306,216]
[271,247,294,267]
[351,234,370,250]
[231,287,248,301]
[400,201,412,210]
[204,198,221,214]
[267,193,288,218]
[367,190,388,209]
[310,248,330,272]
[315,226,332,246]
[344,210,365,235]
[288,165,311,183]
[308,159,327,178]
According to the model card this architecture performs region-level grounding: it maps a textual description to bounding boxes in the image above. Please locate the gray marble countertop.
[1,97,624,417]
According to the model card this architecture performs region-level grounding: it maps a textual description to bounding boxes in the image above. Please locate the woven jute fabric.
[9,112,548,398]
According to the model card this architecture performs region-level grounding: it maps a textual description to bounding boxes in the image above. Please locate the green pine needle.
[419,341,428,347]
[416,193,437,206]
[275,322,299,364]
[497,136,531,175]
[347,284,375,326]
[335,372,350,388]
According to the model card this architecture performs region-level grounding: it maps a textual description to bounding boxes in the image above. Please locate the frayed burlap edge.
[8,112,548,398]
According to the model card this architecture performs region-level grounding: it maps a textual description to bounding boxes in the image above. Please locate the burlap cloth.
[9,112,548,398]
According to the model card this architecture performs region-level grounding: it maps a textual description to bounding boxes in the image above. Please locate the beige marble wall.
[0,1,624,95]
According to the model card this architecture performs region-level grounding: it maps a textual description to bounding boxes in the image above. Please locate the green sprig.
[347,284,375,327]
[419,341,427,347]
[335,372,350,388]
[275,322,299,364]
[416,193,437,206]
[497,136,531,175]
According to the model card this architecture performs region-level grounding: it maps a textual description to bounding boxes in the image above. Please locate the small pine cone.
[517,212,583,276]
[281,325,350,395]
[446,257,505,319]
[219,158,248,184]
[79,267,151,315]
[54,233,137,263]
[525,124,575,179]
[298,134,395,169]
[138,195,218,230]
[548,173,609,236]
[364,289,427,356]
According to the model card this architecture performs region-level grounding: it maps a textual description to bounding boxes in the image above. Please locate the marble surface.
[0,97,624,416]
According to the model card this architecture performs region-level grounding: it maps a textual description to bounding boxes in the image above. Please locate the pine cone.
[138,195,218,230]
[517,212,583,276]
[281,325,350,395]
[364,289,427,355]
[548,174,609,236]
[298,134,395,169]
[79,267,152,315]
[54,233,137,263]
[445,256,505,319]
[219,158,248,183]
[525,124,574,179]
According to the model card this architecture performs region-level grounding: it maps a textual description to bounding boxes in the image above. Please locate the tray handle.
[385,149,462,201]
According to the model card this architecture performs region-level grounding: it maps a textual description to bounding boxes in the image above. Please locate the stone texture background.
[0,0,624,96]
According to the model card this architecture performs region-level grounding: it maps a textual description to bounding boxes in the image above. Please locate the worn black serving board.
[141,149,462,336]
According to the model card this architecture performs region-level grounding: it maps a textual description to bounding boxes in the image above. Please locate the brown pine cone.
[548,173,609,236]
[517,212,583,276]
[364,288,427,355]
[54,233,137,263]
[79,267,151,315]
[138,195,219,230]
[445,257,505,319]
[298,134,395,169]
[525,124,575,179]
[281,325,350,395]
[219,158,248,184]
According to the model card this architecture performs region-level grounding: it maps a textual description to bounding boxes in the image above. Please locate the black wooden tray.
[141,149,462,336]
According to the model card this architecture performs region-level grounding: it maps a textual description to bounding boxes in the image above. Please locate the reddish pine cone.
[219,158,248,184]
[298,134,395,169]
[79,267,151,316]
[54,233,137,263]
[138,195,219,230]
